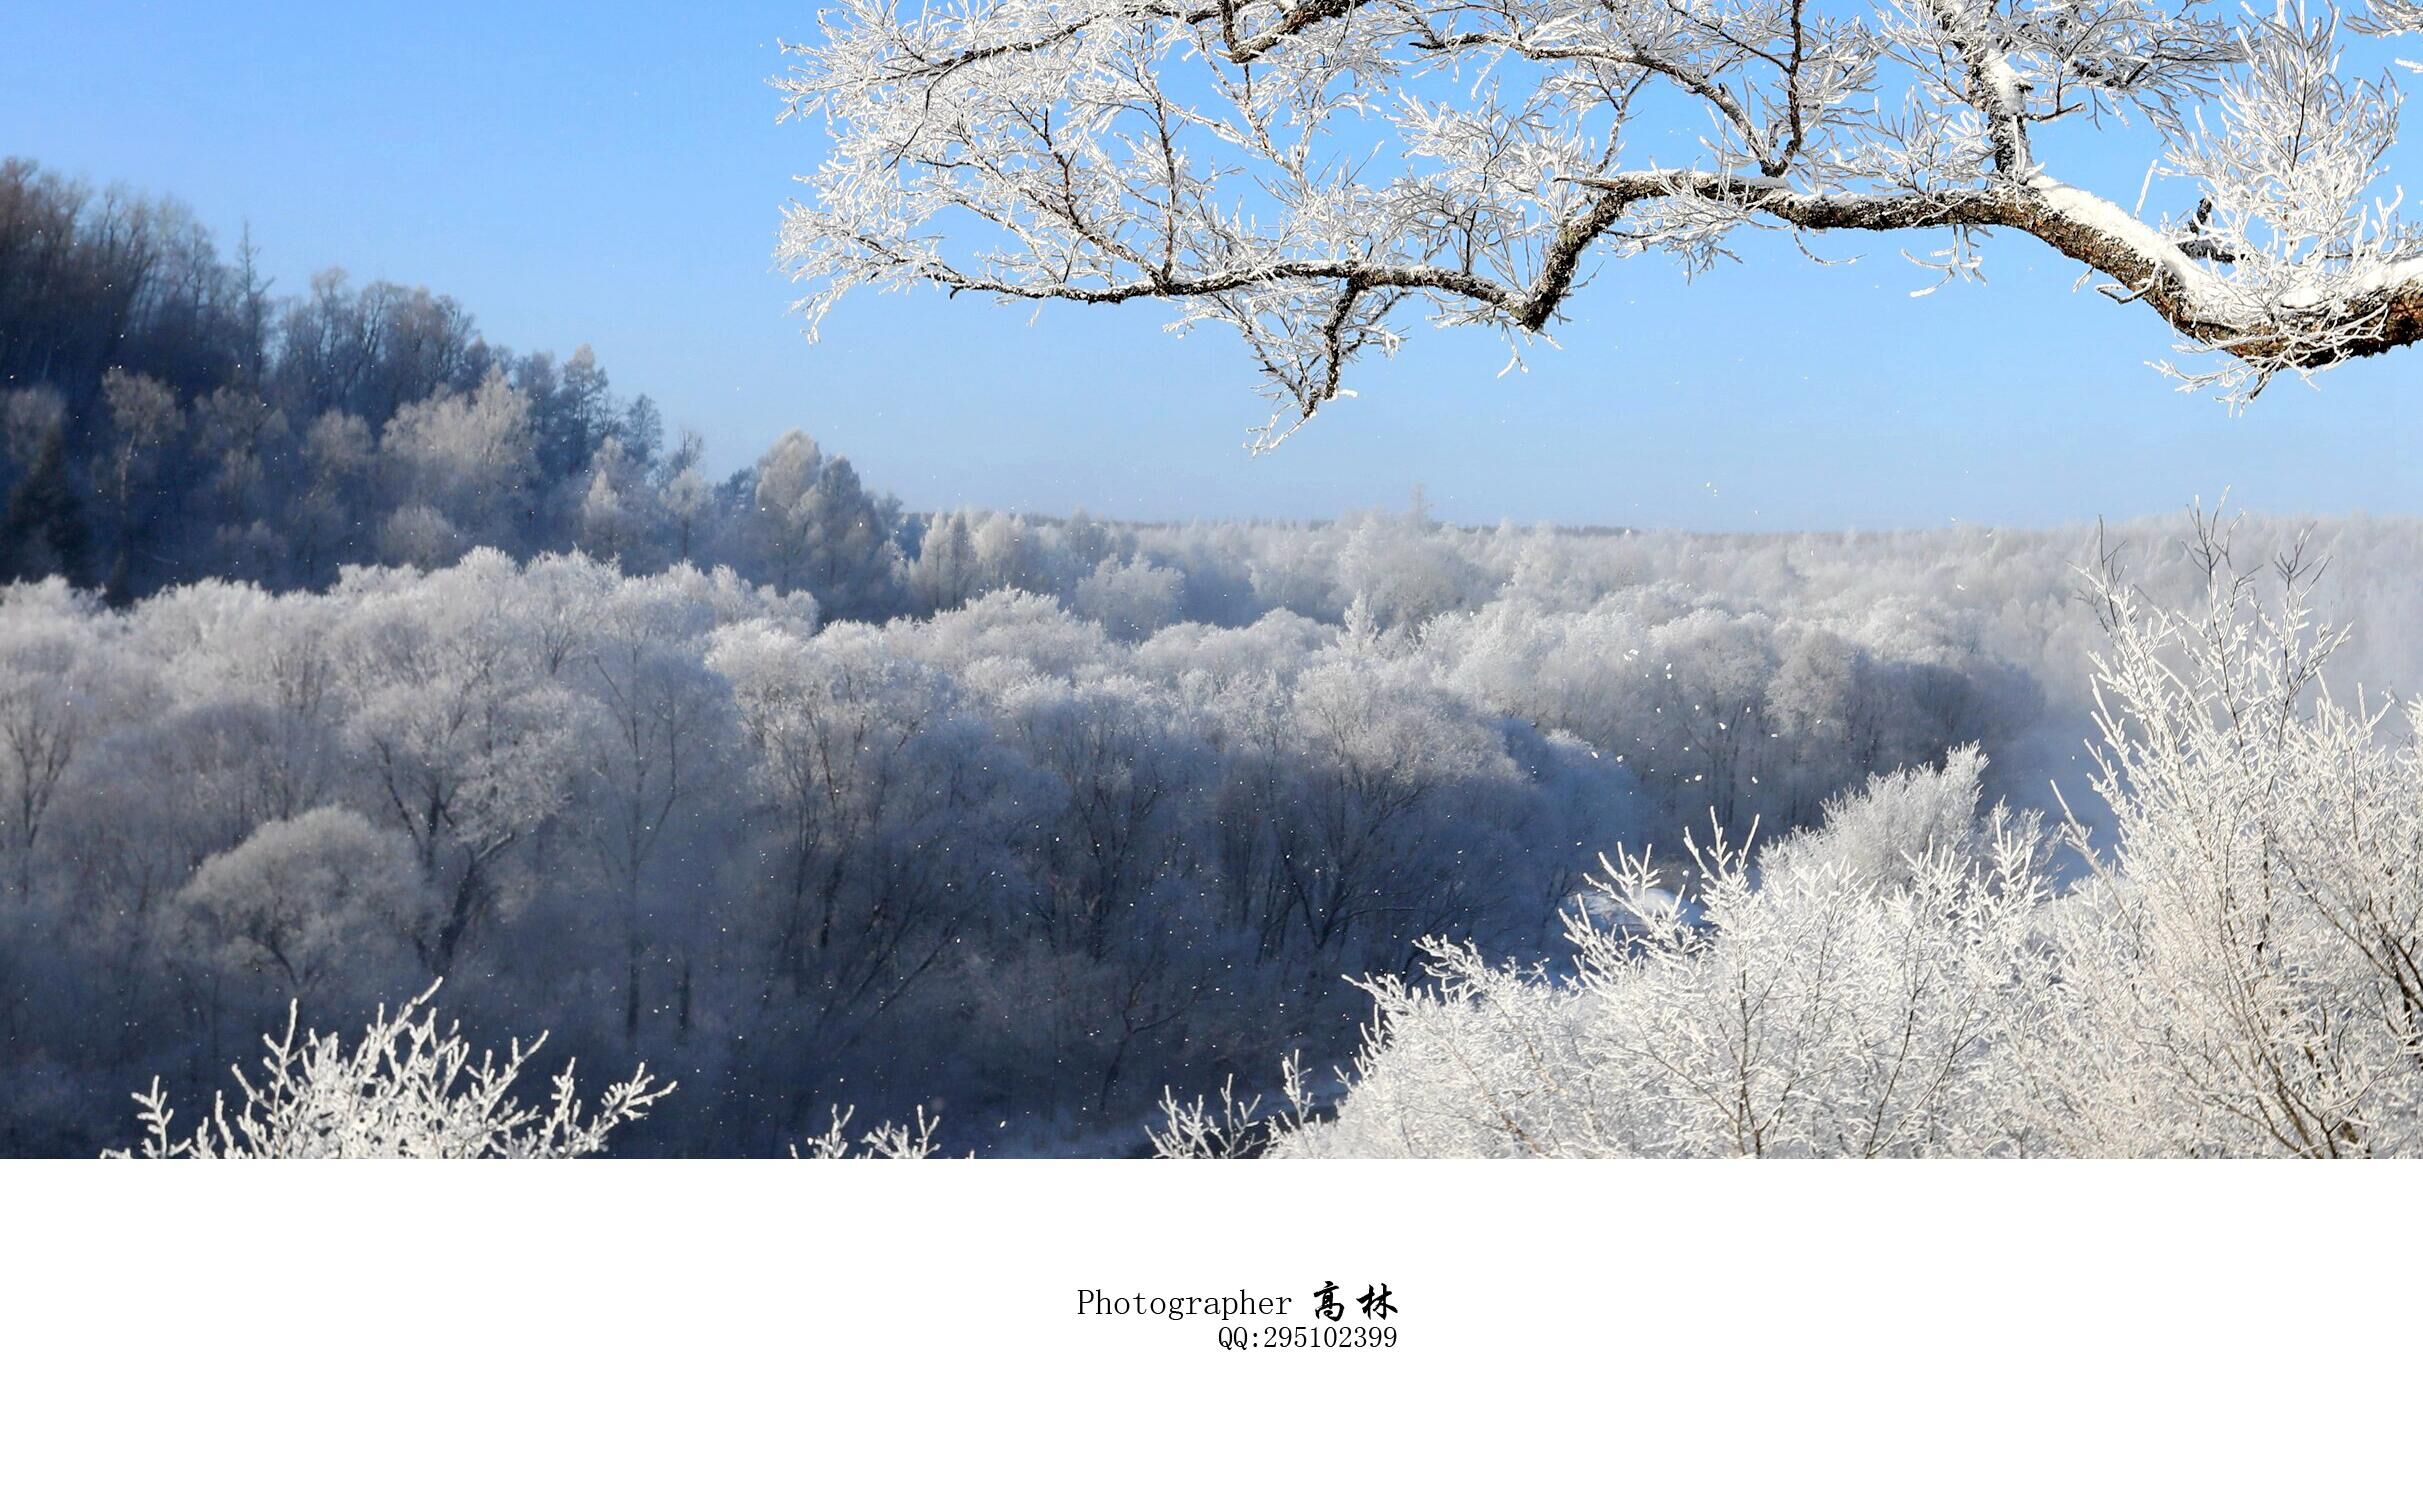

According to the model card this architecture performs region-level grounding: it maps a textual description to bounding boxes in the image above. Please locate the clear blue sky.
[4,1,2418,529]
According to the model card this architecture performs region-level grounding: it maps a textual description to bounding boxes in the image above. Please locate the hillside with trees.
[2,156,883,604]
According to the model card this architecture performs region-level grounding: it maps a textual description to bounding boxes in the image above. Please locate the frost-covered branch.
[108,981,674,1159]
[1146,1052,1318,1156]
[792,1103,950,1157]
[780,0,2423,442]
[1251,513,2423,1157]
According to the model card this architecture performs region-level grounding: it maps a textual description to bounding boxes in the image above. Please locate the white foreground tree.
[780,0,2423,443]
[792,1103,949,1157]
[1162,513,2423,1156]
[111,983,674,1159]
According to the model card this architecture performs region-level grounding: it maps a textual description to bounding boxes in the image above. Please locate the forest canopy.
[12,157,2423,1158]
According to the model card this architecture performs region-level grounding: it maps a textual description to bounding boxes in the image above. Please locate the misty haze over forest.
[8,149,2423,1157]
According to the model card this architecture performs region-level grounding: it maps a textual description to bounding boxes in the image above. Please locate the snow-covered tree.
[707,618,990,1041]
[331,552,581,975]
[742,431,906,616]
[378,369,537,558]
[576,433,655,565]
[1072,554,1186,640]
[562,568,746,1037]
[906,509,984,611]
[793,1103,946,1157]
[781,0,2423,443]
[0,580,112,898]
[658,445,716,566]
[1205,516,2423,1158]
[96,368,183,601]
[1333,505,1490,632]
[110,983,672,1159]
[2014,517,2423,1155]
[1263,770,2044,1158]
[177,806,425,997]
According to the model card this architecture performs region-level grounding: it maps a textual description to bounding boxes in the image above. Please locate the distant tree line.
[0,157,915,611]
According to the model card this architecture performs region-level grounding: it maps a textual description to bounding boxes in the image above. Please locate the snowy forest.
[6,151,2421,1155]
[11,0,2423,1158]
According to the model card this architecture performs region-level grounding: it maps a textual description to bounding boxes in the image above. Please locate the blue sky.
[4,0,2418,529]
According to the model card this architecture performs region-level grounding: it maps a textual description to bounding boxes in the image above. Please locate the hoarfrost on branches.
[1146,1052,1319,1156]
[780,0,2423,442]
[1173,514,2423,1156]
[792,1103,950,1156]
[26,507,2423,1155]
[110,981,674,1159]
